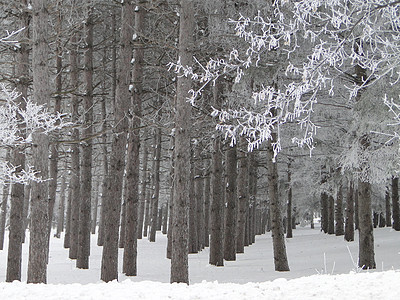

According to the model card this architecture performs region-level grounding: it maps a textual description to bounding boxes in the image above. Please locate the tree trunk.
[355,189,359,230]
[209,81,224,267]
[267,134,290,272]
[166,133,175,258]
[204,172,211,248]
[358,180,376,269]
[224,145,237,261]
[138,141,149,240]
[335,185,344,236]
[236,138,248,253]
[101,0,135,282]
[69,32,81,260]
[170,0,194,284]
[328,195,335,235]
[27,0,51,283]
[6,2,29,281]
[385,187,391,227]
[56,174,67,238]
[77,7,94,269]
[91,181,99,234]
[162,203,168,235]
[248,152,257,244]
[64,186,72,249]
[194,145,204,250]
[344,180,354,242]
[392,177,400,230]
[189,158,198,253]
[286,162,293,238]
[149,127,162,242]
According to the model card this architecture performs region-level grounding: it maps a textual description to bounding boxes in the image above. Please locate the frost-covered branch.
[0,84,70,184]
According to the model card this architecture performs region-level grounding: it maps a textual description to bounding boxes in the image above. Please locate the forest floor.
[0,225,399,299]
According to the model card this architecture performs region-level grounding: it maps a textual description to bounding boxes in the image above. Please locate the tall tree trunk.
[194,144,204,250]
[392,177,400,230]
[56,174,67,238]
[170,0,194,284]
[69,32,81,260]
[355,189,359,230]
[64,186,72,248]
[101,0,135,282]
[286,162,293,239]
[248,152,257,244]
[166,133,174,258]
[123,0,144,274]
[224,145,237,261]
[335,185,344,236]
[189,158,198,253]
[328,195,335,234]
[91,181,99,234]
[358,180,376,269]
[236,138,248,253]
[320,165,328,233]
[27,0,51,283]
[6,2,29,281]
[344,180,354,242]
[149,127,162,242]
[77,6,94,269]
[385,186,391,227]
[204,171,211,248]
[267,133,290,272]
[138,141,149,240]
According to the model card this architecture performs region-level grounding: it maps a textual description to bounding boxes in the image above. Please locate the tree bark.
[27,0,51,283]
[335,185,344,236]
[328,195,335,235]
[286,162,293,239]
[149,127,162,242]
[344,180,354,242]
[385,186,391,227]
[56,174,67,238]
[358,180,376,269]
[204,172,211,248]
[267,134,290,272]
[224,145,237,261]
[6,1,29,281]
[64,186,72,249]
[138,141,149,240]
[189,158,198,253]
[236,138,248,253]
[392,177,400,230]
[101,0,135,282]
[0,170,10,250]
[170,0,194,284]
[69,32,81,260]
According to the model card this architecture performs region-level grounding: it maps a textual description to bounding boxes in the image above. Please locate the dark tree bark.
[286,162,293,239]
[149,127,162,242]
[77,6,94,269]
[204,172,211,248]
[170,0,194,284]
[385,187,391,227]
[27,0,51,283]
[138,141,149,240]
[189,158,198,253]
[236,138,248,253]
[194,145,204,250]
[320,165,328,233]
[248,152,257,244]
[358,180,376,269]
[328,195,335,235]
[392,177,400,230]
[354,190,359,230]
[64,186,72,249]
[101,0,135,282]
[6,1,29,281]
[267,133,290,272]
[166,132,175,258]
[56,174,67,238]
[69,32,81,260]
[209,84,224,267]
[162,203,168,235]
[335,185,344,236]
[91,181,99,234]
[344,180,355,242]
[224,145,237,261]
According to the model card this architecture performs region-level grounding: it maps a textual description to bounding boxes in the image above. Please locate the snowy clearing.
[1,226,400,299]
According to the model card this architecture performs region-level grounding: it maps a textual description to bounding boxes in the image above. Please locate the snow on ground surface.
[0,226,399,299]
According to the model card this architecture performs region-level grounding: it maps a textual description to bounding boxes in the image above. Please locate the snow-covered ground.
[0,226,399,299]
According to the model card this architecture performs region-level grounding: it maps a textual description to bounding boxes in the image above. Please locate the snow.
[0,226,400,299]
